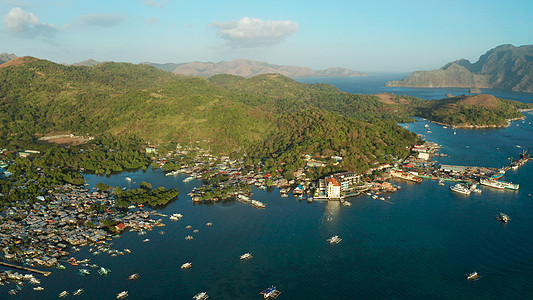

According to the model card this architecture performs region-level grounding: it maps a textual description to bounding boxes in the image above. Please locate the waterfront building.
[326,176,341,199]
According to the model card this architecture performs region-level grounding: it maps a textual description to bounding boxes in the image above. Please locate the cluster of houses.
[0,184,158,267]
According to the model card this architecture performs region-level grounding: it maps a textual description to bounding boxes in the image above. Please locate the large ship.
[449,184,471,195]
[480,178,519,190]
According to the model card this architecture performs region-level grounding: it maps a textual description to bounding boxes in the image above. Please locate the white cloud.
[145,17,159,25]
[2,7,56,36]
[79,13,124,27]
[211,17,298,48]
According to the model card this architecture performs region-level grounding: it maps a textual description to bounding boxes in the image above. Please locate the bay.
[3,77,533,299]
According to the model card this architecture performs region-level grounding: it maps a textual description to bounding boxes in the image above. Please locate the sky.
[0,0,532,72]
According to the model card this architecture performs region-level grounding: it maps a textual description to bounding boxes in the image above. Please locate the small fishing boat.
[117,291,129,299]
[73,288,84,296]
[496,212,511,223]
[240,252,253,260]
[59,290,69,297]
[181,262,192,269]
[128,273,140,280]
[467,271,479,281]
[98,267,110,275]
[192,291,209,300]
[78,268,90,276]
[33,286,44,291]
[185,235,194,240]
[327,235,342,244]
[260,286,281,299]
[206,222,213,226]
[142,238,150,242]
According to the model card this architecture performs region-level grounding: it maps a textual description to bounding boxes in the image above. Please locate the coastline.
[424,115,526,129]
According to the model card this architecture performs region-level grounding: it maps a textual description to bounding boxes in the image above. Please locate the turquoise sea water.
[3,77,533,299]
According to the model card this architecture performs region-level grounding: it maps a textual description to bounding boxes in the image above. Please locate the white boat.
[185,235,194,240]
[29,277,41,284]
[142,238,150,242]
[181,262,192,269]
[327,235,342,244]
[205,222,213,226]
[450,184,471,195]
[237,194,251,203]
[240,252,253,260]
[467,271,479,280]
[192,292,209,300]
[497,212,511,223]
[33,286,44,291]
[128,273,140,280]
[480,178,519,190]
[98,267,110,275]
[251,200,266,208]
[183,176,194,183]
[117,291,129,299]
[342,201,351,207]
[73,288,84,296]
[125,177,131,182]
[59,291,69,297]
[165,170,181,176]
[169,213,183,220]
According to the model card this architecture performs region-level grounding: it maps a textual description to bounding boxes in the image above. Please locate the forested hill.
[0,57,419,172]
[386,44,533,92]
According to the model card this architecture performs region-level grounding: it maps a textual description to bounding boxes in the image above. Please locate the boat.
[181,262,192,269]
[33,286,44,291]
[251,200,266,208]
[183,176,194,183]
[206,222,213,226]
[480,178,519,190]
[56,264,66,270]
[124,248,131,254]
[192,292,209,300]
[125,177,131,182]
[260,286,281,299]
[73,288,84,296]
[170,213,183,220]
[237,194,251,203]
[98,267,110,275]
[342,201,351,206]
[327,235,342,244]
[450,184,471,195]
[142,238,150,242]
[240,252,253,260]
[29,277,41,284]
[185,235,194,240]
[165,170,181,176]
[128,273,140,280]
[78,268,90,276]
[186,225,192,229]
[117,291,129,299]
[59,290,69,297]
[497,212,511,223]
[467,271,479,280]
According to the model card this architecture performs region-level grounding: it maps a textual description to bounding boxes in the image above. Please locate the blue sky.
[1,0,532,72]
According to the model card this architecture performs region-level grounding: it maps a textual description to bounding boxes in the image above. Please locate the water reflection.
[323,200,341,223]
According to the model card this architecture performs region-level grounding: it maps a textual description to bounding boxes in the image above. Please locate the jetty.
[0,261,52,276]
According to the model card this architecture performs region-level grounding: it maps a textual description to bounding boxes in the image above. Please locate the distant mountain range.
[0,52,17,64]
[386,44,533,93]
[145,59,367,78]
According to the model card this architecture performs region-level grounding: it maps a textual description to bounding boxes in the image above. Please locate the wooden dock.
[0,261,52,276]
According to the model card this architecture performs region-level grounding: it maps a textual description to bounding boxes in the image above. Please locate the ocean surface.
[3,77,533,299]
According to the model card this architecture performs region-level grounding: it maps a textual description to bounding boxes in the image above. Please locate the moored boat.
[450,184,471,195]
[251,200,266,208]
[480,178,519,190]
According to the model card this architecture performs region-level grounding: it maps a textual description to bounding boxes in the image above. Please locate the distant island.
[386,44,533,93]
[144,59,367,78]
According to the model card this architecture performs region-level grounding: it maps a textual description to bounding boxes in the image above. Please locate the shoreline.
[424,115,526,129]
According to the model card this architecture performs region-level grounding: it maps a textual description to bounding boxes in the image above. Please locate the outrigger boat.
[128,273,140,280]
[73,288,84,296]
[327,235,342,244]
[98,267,110,275]
[181,262,192,269]
[59,290,69,297]
[467,271,479,280]
[78,268,90,276]
[260,286,281,299]
[240,252,253,260]
[117,291,129,299]
[496,212,511,223]
[192,291,209,300]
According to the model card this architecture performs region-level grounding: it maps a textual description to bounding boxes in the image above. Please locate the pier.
[0,261,52,276]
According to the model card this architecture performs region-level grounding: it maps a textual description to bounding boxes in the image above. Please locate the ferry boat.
[327,235,342,244]
[467,271,479,281]
[73,288,84,296]
[117,291,129,299]
[128,273,140,280]
[240,252,253,260]
[192,292,209,300]
[450,184,471,195]
[59,290,69,297]
[497,212,511,223]
[480,178,519,190]
[251,200,266,208]
[181,262,192,269]
[260,286,281,299]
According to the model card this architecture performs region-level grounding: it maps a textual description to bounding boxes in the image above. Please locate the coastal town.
[0,134,530,297]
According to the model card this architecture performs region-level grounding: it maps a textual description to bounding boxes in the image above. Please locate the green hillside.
[0,57,421,173]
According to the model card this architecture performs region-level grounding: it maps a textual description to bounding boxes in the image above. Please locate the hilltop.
[0,57,417,173]
[146,59,367,78]
[0,52,17,65]
[386,44,533,92]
